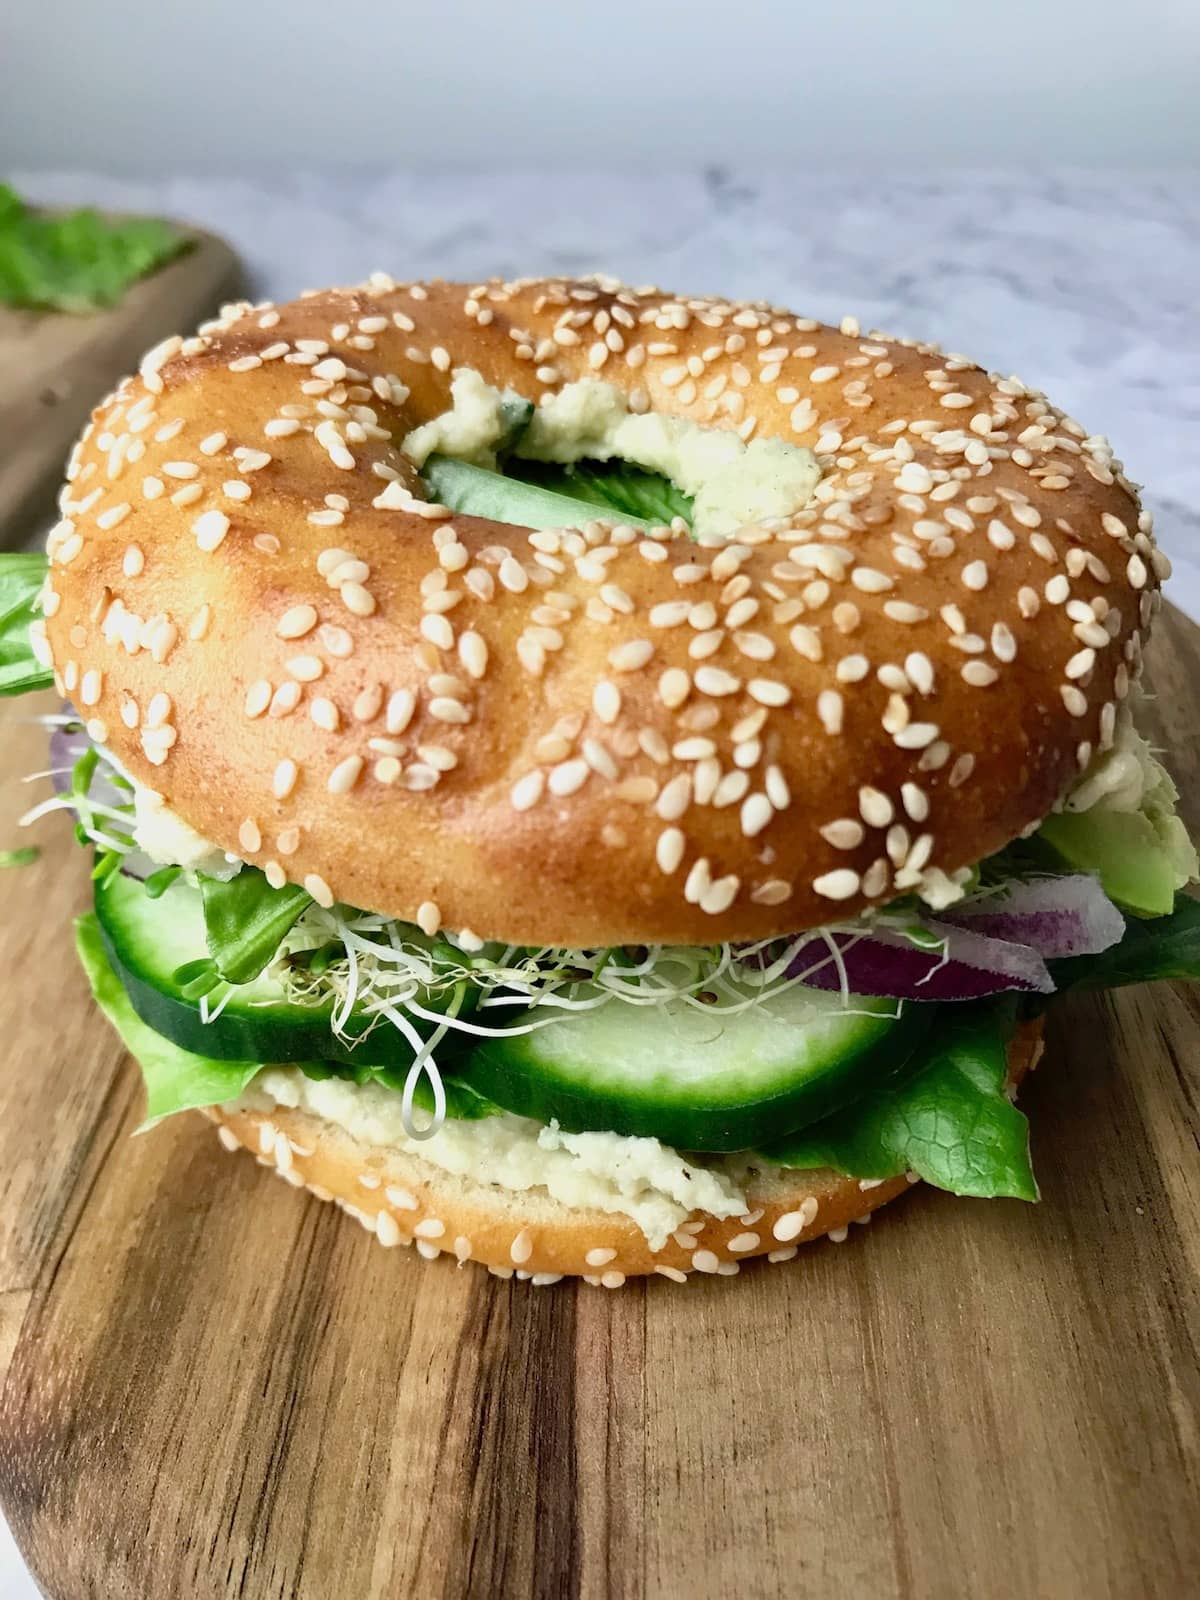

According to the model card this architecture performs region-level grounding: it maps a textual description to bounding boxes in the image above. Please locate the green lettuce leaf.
[0,184,189,313]
[759,1000,1038,1200]
[1046,890,1200,993]
[0,552,54,696]
[505,458,694,527]
[200,868,312,984]
[76,911,260,1127]
[422,454,663,534]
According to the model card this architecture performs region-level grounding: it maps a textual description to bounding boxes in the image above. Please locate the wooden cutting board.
[0,611,1197,1600]
[0,219,242,548]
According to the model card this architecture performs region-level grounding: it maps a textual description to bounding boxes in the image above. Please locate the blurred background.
[5,1,1200,171]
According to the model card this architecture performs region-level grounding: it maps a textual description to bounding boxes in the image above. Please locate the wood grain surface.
[0,221,242,549]
[0,611,1197,1600]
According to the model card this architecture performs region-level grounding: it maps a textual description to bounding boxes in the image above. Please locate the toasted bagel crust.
[43,277,1164,944]
[205,1019,1043,1283]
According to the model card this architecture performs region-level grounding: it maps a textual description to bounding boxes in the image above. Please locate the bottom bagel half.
[205,1019,1044,1286]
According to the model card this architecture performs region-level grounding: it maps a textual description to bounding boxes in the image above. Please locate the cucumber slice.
[463,985,929,1151]
[94,871,466,1070]
[422,455,662,534]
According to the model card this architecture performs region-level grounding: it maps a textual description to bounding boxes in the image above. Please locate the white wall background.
[4,0,1199,172]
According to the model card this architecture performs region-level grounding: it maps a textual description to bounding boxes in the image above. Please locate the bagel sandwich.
[5,273,1198,1285]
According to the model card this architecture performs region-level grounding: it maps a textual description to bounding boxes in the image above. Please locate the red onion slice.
[940,873,1125,959]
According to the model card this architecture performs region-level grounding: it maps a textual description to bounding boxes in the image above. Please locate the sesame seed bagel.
[205,1018,1043,1283]
[42,275,1166,945]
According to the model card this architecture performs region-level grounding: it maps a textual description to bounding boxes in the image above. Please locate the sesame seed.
[790,625,822,662]
[851,566,893,594]
[417,901,441,936]
[244,680,272,718]
[458,630,488,679]
[773,1198,819,1242]
[609,639,654,672]
[268,680,301,718]
[238,818,261,853]
[656,773,692,821]
[342,583,376,618]
[989,623,1017,663]
[510,1229,534,1265]
[192,510,230,552]
[549,759,588,796]
[375,1212,402,1248]
[893,722,939,750]
[511,771,545,811]
[310,697,339,731]
[328,755,363,795]
[740,794,773,838]
[656,827,685,874]
[273,759,298,799]
[429,696,470,724]
[748,678,790,707]
[96,502,132,530]
[421,613,453,649]
[820,818,864,850]
[386,689,415,734]
[1061,684,1089,716]
[287,654,324,682]
[859,786,894,828]
[145,692,171,728]
[814,868,861,900]
[901,782,929,822]
[499,557,529,593]
[835,653,870,684]
[658,667,690,708]
[896,462,933,494]
[694,665,741,697]
[276,604,318,640]
[962,660,999,687]
[961,559,989,591]
[816,690,844,734]
[305,873,334,908]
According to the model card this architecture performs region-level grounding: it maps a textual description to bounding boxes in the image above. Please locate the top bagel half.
[40,274,1167,946]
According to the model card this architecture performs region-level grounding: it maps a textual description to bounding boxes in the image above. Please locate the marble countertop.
[2,168,1198,1594]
